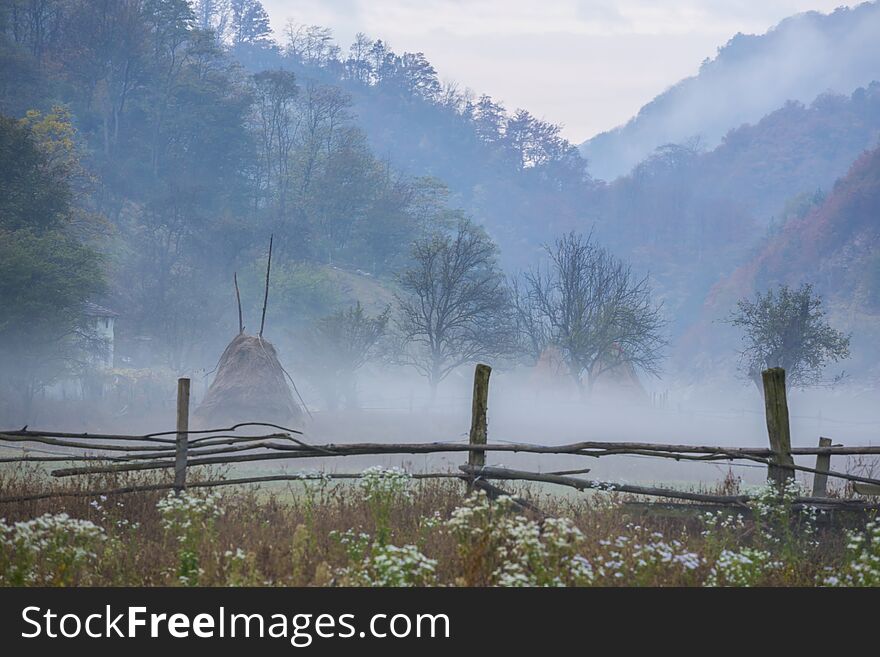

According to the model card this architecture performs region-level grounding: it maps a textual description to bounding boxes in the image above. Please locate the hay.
[195,334,303,428]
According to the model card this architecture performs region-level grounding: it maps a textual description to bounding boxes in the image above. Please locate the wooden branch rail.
[461,464,750,505]
[0,421,303,442]
[7,439,880,469]
[44,442,880,490]
[4,464,874,510]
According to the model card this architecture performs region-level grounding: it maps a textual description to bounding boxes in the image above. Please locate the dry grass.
[0,463,873,587]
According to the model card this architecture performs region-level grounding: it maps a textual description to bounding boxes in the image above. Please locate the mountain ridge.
[581,2,880,181]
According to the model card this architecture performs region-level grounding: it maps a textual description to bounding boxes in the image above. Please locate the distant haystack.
[195,334,302,427]
[530,345,578,399]
[589,345,648,402]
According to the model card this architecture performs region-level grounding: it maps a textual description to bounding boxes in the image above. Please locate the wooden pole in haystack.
[234,272,244,335]
[259,234,273,338]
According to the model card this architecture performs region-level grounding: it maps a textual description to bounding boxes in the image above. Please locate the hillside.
[682,145,880,378]
[589,83,880,339]
[230,38,596,268]
[3,0,879,385]
[699,84,880,220]
[712,145,880,308]
[581,2,880,180]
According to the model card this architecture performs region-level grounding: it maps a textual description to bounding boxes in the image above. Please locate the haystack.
[195,235,306,428]
[195,333,302,427]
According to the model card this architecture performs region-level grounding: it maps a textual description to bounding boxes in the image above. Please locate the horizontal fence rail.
[1,368,879,509]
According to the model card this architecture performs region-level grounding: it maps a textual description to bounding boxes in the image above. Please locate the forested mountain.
[590,83,880,337]
[2,0,879,406]
[0,0,599,412]
[676,145,880,378]
[582,2,880,180]
[0,0,474,379]
[229,28,595,266]
[711,145,880,312]
[697,84,880,220]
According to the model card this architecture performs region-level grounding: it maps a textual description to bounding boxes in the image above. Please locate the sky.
[260,1,857,143]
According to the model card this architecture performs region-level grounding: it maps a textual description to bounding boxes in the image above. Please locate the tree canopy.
[0,114,106,411]
[517,232,666,393]
[729,283,851,390]
[395,219,515,394]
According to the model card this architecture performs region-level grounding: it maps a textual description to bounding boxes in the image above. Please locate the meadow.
[1,464,878,587]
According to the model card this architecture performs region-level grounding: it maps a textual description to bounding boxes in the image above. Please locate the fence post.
[174,377,190,495]
[762,368,795,487]
[467,364,492,490]
[811,436,832,497]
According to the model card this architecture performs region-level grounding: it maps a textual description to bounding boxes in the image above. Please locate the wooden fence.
[1,365,880,510]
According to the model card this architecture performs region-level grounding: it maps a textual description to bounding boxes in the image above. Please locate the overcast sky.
[261,1,857,143]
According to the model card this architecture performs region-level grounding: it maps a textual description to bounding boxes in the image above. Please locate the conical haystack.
[195,333,302,427]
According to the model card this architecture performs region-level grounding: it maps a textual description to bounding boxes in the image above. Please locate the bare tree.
[521,232,666,394]
[344,32,374,83]
[302,302,389,410]
[510,276,550,363]
[729,283,850,392]
[395,219,515,398]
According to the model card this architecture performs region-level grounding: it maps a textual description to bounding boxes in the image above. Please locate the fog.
[4,338,877,490]
[582,2,880,179]
[299,365,879,488]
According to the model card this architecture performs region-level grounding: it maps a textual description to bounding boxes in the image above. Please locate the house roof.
[83,301,119,318]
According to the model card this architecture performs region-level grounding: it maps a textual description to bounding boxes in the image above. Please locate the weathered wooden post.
[467,364,492,490]
[174,377,190,495]
[811,436,833,497]
[762,368,795,486]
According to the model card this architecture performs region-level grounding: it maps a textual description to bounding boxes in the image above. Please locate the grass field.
[2,463,879,587]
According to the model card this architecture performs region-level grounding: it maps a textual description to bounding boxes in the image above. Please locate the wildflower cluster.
[824,521,880,587]
[339,543,437,587]
[157,491,223,537]
[330,528,373,563]
[156,491,224,586]
[700,511,745,539]
[749,479,819,563]
[360,466,413,502]
[446,493,591,586]
[359,466,413,544]
[588,528,703,586]
[0,513,104,585]
[706,547,780,587]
